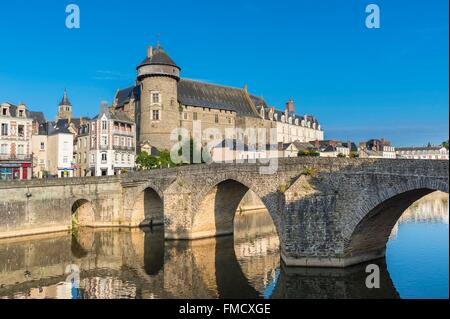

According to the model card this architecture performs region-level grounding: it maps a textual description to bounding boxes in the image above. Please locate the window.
[122,154,125,163]
[101,153,107,162]
[0,144,7,154]
[17,145,24,155]
[152,93,160,104]
[215,114,219,124]
[102,121,107,130]
[228,117,232,124]
[1,123,8,136]
[115,153,119,162]
[183,113,188,120]
[40,142,45,150]
[1,108,6,116]
[114,136,119,146]
[91,154,95,163]
[18,125,25,137]
[19,110,24,117]
[193,112,198,121]
[63,156,68,164]
[152,110,160,121]
[128,154,131,162]
[101,136,107,146]
[127,137,131,147]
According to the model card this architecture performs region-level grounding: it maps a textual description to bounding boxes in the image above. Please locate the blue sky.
[0,0,448,146]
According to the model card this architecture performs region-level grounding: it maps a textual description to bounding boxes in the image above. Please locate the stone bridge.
[0,157,448,267]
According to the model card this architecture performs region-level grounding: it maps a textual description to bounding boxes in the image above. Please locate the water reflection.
[0,192,447,299]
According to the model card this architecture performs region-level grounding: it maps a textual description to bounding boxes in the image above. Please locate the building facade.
[114,43,324,155]
[359,138,396,159]
[76,103,136,176]
[0,102,35,180]
[396,146,449,160]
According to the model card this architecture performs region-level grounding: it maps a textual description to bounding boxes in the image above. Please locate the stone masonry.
[0,157,448,267]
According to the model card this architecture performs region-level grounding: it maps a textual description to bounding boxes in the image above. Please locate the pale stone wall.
[0,158,448,267]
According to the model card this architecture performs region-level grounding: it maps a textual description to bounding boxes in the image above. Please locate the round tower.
[136,43,181,150]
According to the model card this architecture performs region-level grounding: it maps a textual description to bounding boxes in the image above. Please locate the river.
[0,191,447,299]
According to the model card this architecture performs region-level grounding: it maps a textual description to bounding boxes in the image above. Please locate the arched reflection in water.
[386,191,449,299]
[0,192,447,299]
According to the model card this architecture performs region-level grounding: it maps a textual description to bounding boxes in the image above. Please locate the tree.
[443,140,449,150]
[136,151,158,170]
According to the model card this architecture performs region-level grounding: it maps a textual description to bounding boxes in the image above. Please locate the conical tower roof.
[59,89,72,106]
[137,44,179,69]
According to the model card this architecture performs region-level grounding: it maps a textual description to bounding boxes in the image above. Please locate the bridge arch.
[71,199,95,226]
[129,183,164,226]
[190,176,282,241]
[343,177,449,262]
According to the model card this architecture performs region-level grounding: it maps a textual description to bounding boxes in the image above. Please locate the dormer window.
[288,117,292,124]
[2,108,6,116]
[19,110,24,117]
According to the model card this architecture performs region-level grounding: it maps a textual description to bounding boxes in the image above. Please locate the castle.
[113,43,324,152]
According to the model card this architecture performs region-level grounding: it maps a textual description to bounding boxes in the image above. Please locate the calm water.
[0,192,448,299]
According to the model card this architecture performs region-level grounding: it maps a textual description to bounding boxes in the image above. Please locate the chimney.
[148,46,153,58]
[286,99,295,113]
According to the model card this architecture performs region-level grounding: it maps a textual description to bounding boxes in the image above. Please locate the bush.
[337,153,346,158]
[349,152,360,158]
[298,150,320,157]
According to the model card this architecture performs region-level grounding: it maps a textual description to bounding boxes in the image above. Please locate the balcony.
[113,129,134,137]
[0,154,32,162]
[113,145,136,152]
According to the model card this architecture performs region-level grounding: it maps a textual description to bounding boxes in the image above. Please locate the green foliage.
[337,153,346,158]
[136,149,178,171]
[349,152,360,158]
[443,140,449,150]
[303,166,318,177]
[298,150,320,157]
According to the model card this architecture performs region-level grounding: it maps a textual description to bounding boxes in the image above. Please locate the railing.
[0,154,32,161]
[113,145,136,151]
[113,129,134,136]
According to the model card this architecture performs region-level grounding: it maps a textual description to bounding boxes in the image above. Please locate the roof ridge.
[181,78,246,91]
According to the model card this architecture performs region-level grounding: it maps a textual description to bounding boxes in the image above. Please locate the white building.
[359,139,396,159]
[32,119,75,178]
[396,146,449,160]
[77,102,136,176]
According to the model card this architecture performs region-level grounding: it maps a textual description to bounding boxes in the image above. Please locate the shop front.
[0,162,32,180]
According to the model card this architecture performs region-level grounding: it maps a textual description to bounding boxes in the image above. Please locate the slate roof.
[59,90,72,106]
[137,45,179,69]
[178,79,258,117]
[2,103,47,124]
[115,85,141,108]
[114,79,321,125]
[38,119,73,136]
[29,111,46,124]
